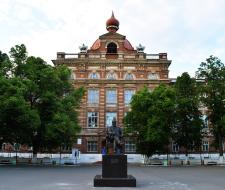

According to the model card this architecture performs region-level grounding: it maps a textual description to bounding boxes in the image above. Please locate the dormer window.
[107,42,117,54]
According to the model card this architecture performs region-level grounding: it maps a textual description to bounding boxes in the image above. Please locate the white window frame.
[106,89,117,105]
[148,73,159,80]
[124,73,134,80]
[87,112,98,128]
[125,140,136,153]
[1,143,6,151]
[106,72,117,80]
[124,89,135,106]
[69,72,76,80]
[88,89,99,105]
[202,141,209,152]
[172,142,179,152]
[89,72,100,79]
[87,141,98,152]
[202,115,209,128]
[106,112,117,127]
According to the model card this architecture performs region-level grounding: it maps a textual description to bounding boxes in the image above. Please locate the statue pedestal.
[94,155,136,187]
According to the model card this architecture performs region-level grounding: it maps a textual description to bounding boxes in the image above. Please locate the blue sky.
[1,0,225,77]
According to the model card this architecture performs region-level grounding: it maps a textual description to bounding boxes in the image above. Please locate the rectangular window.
[87,141,98,152]
[106,112,117,127]
[1,143,6,151]
[88,89,99,104]
[125,140,136,153]
[172,142,179,152]
[87,112,98,128]
[202,115,208,128]
[106,89,117,105]
[124,89,135,105]
[62,145,71,151]
[202,141,209,152]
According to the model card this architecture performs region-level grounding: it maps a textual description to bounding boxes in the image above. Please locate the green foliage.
[0,51,12,77]
[124,73,203,157]
[0,77,40,145]
[124,85,175,157]
[196,56,225,155]
[0,44,84,153]
[173,72,203,154]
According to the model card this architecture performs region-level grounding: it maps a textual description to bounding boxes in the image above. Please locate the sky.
[1,0,225,78]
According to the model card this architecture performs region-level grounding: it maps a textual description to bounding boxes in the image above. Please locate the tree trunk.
[200,149,204,165]
[218,134,224,156]
[32,139,39,158]
[166,146,170,166]
[60,145,62,165]
[185,148,189,165]
[218,134,224,164]
[15,145,18,165]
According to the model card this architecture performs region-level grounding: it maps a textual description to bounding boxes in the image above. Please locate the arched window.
[14,143,20,151]
[106,72,117,80]
[89,72,100,79]
[107,42,117,54]
[124,73,134,80]
[1,143,6,151]
[69,72,76,80]
[148,73,159,80]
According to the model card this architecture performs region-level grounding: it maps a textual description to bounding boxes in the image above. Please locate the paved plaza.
[0,164,225,190]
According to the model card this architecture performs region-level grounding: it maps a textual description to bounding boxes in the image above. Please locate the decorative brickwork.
[52,13,171,153]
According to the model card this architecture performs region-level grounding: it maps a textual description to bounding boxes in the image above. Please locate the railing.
[57,52,168,60]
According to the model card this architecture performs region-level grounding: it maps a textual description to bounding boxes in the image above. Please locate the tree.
[45,87,84,151]
[0,44,84,156]
[173,72,203,159]
[0,76,40,151]
[196,56,225,160]
[124,84,175,158]
[0,51,12,77]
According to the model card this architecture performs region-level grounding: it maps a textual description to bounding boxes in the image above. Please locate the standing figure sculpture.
[106,117,123,155]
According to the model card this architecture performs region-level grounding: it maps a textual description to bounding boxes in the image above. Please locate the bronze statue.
[106,117,123,155]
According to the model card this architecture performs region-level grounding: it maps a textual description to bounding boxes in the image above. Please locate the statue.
[94,117,136,187]
[106,117,123,155]
[136,43,145,53]
[79,43,88,53]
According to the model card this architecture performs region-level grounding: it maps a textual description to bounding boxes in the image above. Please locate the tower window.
[107,42,117,54]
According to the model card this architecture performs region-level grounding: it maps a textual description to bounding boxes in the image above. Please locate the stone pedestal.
[94,155,136,187]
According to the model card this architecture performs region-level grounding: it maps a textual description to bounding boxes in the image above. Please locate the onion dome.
[106,11,119,33]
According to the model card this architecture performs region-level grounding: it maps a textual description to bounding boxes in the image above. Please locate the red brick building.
[52,12,171,153]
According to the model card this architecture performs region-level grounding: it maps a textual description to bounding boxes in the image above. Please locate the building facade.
[52,13,171,153]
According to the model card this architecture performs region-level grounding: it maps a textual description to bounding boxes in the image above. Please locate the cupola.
[106,11,119,33]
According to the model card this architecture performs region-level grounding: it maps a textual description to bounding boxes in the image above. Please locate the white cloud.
[1,0,225,77]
